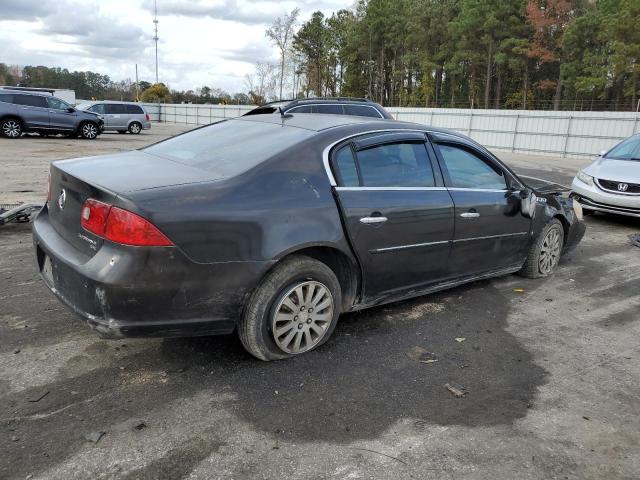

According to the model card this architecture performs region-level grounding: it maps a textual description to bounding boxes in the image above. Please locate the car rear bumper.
[32,205,270,338]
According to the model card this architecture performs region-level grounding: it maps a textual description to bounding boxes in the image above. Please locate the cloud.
[0,0,56,20]
[219,43,275,65]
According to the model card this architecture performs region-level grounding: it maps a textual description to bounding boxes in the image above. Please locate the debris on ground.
[455,337,466,343]
[406,346,438,363]
[514,288,525,293]
[445,383,468,398]
[131,420,147,431]
[630,234,640,248]
[13,348,20,354]
[84,431,106,444]
[28,391,49,403]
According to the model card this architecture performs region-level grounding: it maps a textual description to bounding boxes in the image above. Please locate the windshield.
[142,119,315,176]
[75,102,93,111]
[605,136,640,161]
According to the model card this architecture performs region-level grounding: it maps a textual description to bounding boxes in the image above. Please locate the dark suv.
[244,97,393,119]
[0,90,103,139]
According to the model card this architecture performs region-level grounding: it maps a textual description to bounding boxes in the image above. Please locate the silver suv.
[76,101,151,134]
[0,90,103,139]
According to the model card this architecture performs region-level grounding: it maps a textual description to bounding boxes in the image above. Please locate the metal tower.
[153,0,159,84]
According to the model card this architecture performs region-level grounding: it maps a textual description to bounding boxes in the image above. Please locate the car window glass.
[355,141,435,187]
[343,105,381,118]
[334,146,359,187]
[104,104,117,114]
[13,95,47,108]
[88,104,105,114]
[126,104,143,114]
[313,104,343,114]
[606,136,640,160]
[437,144,506,189]
[0,93,12,103]
[115,104,128,114]
[47,97,69,110]
[288,105,312,113]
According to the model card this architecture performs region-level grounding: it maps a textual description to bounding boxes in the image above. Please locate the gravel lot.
[1,123,639,480]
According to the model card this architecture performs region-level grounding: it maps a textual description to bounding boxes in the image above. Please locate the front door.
[433,142,532,276]
[47,97,77,131]
[332,132,455,302]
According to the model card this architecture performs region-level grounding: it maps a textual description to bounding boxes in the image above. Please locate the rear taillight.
[145,113,150,121]
[80,199,173,247]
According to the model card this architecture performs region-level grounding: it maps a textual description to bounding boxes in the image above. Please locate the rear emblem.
[58,189,66,210]
[618,183,629,192]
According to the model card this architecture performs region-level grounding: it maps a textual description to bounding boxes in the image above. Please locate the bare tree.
[244,62,277,104]
[266,8,300,100]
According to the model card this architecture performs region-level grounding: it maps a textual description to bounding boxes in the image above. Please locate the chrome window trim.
[448,187,510,193]
[453,232,529,243]
[336,186,448,192]
[322,128,430,186]
[289,103,384,119]
[371,240,449,254]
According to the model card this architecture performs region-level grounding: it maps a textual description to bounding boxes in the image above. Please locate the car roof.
[0,88,51,97]
[83,100,143,105]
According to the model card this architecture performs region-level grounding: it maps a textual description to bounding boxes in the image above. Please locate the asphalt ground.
[1,124,639,480]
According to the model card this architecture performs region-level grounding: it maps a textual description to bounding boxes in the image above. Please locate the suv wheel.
[239,255,342,361]
[1,118,22,138]
[79,121,98,139]
[128,122,142,134]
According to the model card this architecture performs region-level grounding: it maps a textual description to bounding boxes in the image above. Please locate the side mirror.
[520,188,537,218]
[598,149,607,157]
[67,107,75,113]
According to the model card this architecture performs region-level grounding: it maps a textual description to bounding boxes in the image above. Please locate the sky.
[0,0,351,93]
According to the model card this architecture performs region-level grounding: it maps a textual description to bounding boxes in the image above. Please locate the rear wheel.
[1,118,22,138]
[79,121,99,139]
[519,219,565,278]
[239,255,342,361]
[128,122,142,134]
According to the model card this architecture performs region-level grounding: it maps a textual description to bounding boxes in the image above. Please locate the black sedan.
[33,114,586,360]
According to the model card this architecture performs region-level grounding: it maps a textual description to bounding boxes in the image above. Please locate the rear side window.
[13,94,47,108]
[343,105,382,118]
[125,104,144,114]
[143,119,314,176]
[356,142,435,187]
[436,143,506,189]
[105,104,128,114]
[0,93,12,103]
[313,104,343,114]
[606,136,640,160]
[334,146,359,187]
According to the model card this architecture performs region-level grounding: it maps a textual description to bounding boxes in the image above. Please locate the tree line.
[283,0,639,111]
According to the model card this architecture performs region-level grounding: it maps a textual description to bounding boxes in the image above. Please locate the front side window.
[288,105,312,114]
[0,93,12,103]
[355,142,435,187]
[88,104,105,114]
[436,143,506,190]
[47,97,70,110]
[606,136,640,161]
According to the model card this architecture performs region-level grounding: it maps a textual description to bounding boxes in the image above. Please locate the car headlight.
[572,198,583,220]
[576,170,593,186]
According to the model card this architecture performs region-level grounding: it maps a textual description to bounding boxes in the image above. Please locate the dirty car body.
[33,114,585,359]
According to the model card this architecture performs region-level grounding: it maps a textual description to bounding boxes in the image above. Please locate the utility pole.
[153,0,159,84]
[135,63,140,101]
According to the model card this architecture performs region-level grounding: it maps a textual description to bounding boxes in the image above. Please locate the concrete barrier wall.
[142,103,640,158]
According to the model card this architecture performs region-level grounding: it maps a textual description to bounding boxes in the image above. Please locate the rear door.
[104,103,126,128]
[13,94,49,128]
[432,140,532,276]
[47,97,76,131]
[332,132,455,301]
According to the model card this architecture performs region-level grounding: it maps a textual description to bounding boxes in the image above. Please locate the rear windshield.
[143,119,315,175]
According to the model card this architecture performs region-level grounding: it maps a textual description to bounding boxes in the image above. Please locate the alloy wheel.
[130,123,141,134]
[2,120,21,138]
[82,123,97,139]
[539,227,562,275]
[271,280,334,354]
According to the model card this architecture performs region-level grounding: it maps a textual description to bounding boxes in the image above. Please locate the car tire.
[128,122,142,134]
[117,130,127,134]
[583,208,595,216]
[1,118,23,138]
[239,255,342,361]
[519,219,565,279]
[79,121,99,140]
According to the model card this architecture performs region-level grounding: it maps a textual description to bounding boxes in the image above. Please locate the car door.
[331,132,455,302]
[12,94,49,128]
[103,103,123,129]
[46,97,76,131]
[432,140,532,276]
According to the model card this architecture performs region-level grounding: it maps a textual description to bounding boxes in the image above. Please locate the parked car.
[571,134,640,218]
[76,101,151,134]
[33,114,585,360]
[244,97,393,119]
[0,90,103,139]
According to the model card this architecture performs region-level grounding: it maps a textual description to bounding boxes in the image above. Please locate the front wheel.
[79,122,99,139]
[1,118,22,138]
[128,122,142,134]
[519,219,565,278]
[239,255,342,361]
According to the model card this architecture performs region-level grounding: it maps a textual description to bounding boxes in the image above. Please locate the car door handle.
[360,216,388,224]
[460,212,480,219]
